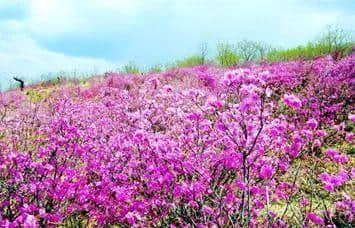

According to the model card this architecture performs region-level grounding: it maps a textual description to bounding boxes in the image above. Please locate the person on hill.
[13,77,24,91]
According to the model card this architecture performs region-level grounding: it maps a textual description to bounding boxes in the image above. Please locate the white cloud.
[0,33,120,90]
[25,0,164,38]
[26,0,80,37]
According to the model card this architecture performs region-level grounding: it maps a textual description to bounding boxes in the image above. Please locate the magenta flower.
[319,170,348,192]
[283,94,302,109]
[306,213,324,225]
[23,214,38,228]
[313,139,322,147]
[259,164,275,179]
[300,197,310,206]
[325,148,349,164]
[306,118,318,130]
[125,212,135,225]
[345,132,354,142]
[325,148,338,157]
[202,205,214,216]
[349,113,355,122]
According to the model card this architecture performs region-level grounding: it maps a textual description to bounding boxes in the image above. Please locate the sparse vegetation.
[236,39,271,62]
[120,61,140,74]
[266,26,354,61]
[174,55,206,67]
[216,42,240,66]
[148,64,163,73]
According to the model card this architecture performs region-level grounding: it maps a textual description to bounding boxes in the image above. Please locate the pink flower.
[302,130,313,138]
[150,78,159,89]
[300,197,310,206]
[125,212,135,225]
[224,152,242,169]
[315,130,327,137]
[325,148,349,164]
[23,214,38,228]
[306,213,324,225]
[313,139,322,147]
[345,133,354,142]
[283,94,302,109]
[235,181,246,191]
[208,98,224,109]
[217,122,228,132]
[202,205,214,215]
[187,112,202,121]
[287,141,302,158]
[306,118,318,130]
[189,200,199,208]
[324,183,335,191]
[349,113,355,122]
[325,148,338,158]
[319,172,330,181]
[239,95,258,112]
[335,154,349,164]
[163,84,173,92]
[351,168,355,179]
[337,169,348,182]
[259,164,275,179]
[1,53,354,226]
[319,170,348,191]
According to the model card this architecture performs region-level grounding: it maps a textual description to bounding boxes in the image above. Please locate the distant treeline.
[122,25,354,73]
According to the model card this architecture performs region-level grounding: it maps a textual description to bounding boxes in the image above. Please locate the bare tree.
[236,40,271,62]
[319,25,350,53]
[199,42,208,64]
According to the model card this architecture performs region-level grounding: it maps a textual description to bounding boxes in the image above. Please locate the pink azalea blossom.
[283,94,302,109]
[306,118,318,130]
[259,164,275,179]
[306,213,324,225]
[349,113,355,122]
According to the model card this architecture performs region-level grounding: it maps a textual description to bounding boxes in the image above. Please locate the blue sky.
[0,0,354,90]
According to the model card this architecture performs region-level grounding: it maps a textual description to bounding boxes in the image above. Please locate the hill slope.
[0,55,354,227]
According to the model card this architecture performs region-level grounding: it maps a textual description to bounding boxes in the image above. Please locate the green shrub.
[174,55,205,67]
[216,42,240,66]
[121,61,140,74]
[266,47,304,62]
[148,64,163,73]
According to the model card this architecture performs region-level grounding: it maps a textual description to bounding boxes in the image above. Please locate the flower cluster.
[319,169,349,192]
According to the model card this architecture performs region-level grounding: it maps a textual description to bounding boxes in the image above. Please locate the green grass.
[148,64,163,73]
[173,55,205,68]
[266,41,353,62]
[120,61,140,74]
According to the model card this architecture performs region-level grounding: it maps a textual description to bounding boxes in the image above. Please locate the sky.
[0,0,354,91]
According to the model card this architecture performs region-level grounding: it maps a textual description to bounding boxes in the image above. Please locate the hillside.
[0,55,354,227]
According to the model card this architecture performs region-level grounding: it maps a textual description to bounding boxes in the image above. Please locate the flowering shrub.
[0,55,354,227]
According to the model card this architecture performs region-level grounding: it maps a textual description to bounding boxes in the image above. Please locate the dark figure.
[13,77,24,91]
[351,46,355,55]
